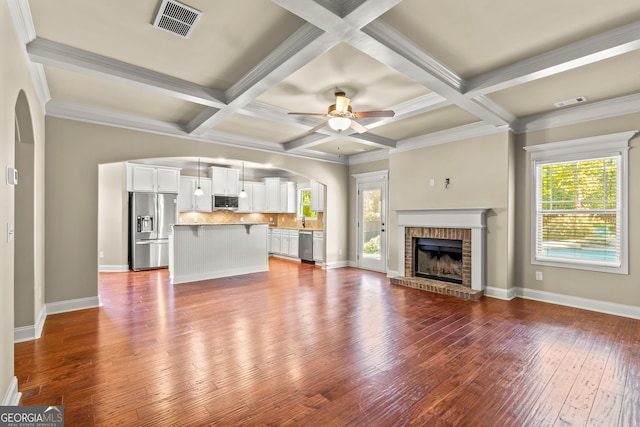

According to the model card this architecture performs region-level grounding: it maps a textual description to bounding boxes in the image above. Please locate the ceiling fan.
[288,91,395,134]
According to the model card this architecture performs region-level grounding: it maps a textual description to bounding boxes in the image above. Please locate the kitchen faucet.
[302,216,306,228]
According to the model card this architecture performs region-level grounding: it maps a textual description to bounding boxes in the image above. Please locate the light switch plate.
[6,167,18,185]
[7,223,14,242]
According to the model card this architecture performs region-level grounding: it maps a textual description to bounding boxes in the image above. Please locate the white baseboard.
[483,286,640,320]
[46,296,101,315]
[484,286,517,300]
[99,264,129,272]
[14,306,47,343]
[324,260,350,269]
[2,376,21,406]
[386,269,400,278]
[514,287,640,320]
[35,305,46,338]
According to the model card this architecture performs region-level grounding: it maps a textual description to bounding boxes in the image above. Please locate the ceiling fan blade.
[354,110,395,118]
[288,112,327,117]
[350,120,368,134]
[335,95,350,113]
[307,121,329,133]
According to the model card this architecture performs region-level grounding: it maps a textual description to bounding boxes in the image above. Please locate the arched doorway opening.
[14,90,36,337]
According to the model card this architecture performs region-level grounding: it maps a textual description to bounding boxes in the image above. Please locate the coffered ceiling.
[10,0,640,163]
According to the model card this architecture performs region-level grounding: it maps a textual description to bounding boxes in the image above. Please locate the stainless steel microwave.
[213,195,239,210]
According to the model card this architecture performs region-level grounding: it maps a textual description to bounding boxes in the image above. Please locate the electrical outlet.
[535,271,543,281]
[99,251,104,259]
[429,178,435,187]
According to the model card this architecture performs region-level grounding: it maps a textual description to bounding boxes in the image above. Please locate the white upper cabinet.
[263,178,283,212]
[310,180,325,212]
[238,182,266,213]
[178,176,212,212]
[209,166,239,196]
[280,182,296,213]
[126,163,180,193]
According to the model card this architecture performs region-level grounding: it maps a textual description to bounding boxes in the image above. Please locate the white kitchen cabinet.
[263,178,283,212]
[127,163,180,193]
[209,166,239,196]
[280,182,297,213]
[270,228,281,254]
[267,228,272,253]
[238,182,266,213]
[313,231,324,262]
[288,230,299,258]
[178,176,212,212]
[310,180,324,212]
[281,230,290,255]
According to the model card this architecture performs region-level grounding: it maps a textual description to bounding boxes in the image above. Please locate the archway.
[14,90,36,335]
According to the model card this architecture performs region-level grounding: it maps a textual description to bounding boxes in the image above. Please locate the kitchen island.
[169,223,269,284]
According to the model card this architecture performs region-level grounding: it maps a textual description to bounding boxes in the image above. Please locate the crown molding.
[348,148,390,165]
[512,93,640,133]
[6,0,50,107]
[44,100,348,164]
[393,122,509,154]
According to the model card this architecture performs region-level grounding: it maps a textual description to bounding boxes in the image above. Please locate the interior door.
[357,180,387,272]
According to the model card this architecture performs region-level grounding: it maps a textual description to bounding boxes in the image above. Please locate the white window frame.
[297,184,317,221]
[524,131,635,275]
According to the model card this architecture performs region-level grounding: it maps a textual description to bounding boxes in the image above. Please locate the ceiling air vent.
[554,96,587,108]
[153,0,202,38]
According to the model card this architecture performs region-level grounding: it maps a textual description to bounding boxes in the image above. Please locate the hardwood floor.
[15,258,640,426]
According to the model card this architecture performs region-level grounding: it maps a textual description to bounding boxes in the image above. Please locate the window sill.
[532,257,628,275]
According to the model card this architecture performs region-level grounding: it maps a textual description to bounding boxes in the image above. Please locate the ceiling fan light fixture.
[329,117,351,132]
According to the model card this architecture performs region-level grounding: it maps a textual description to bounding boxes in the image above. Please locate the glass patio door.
[356,172,387,272]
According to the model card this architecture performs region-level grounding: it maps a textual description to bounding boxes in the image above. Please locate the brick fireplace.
[391,209,488,300]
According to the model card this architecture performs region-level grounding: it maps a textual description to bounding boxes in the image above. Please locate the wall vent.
[153,0,202,38]
[554,96,587,108]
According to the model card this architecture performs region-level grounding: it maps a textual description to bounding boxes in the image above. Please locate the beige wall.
[1,1,46,401]
[514,113,640,306]
[98,163,127,268]
[45,117,349,303]
[387,132,514,289]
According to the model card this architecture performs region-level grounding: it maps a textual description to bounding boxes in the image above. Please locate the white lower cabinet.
[313,231,324,262]
[288,230,299,258]
[270,228,281,254]
[268,228,300,259]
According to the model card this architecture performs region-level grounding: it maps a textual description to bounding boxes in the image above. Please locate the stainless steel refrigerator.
[129,192,177,271]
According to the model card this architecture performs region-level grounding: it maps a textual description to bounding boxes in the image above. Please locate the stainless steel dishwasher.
[298,230,314,263]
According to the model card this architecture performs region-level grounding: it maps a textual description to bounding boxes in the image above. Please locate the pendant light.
[194,158,204,196]
[238,161,248,198]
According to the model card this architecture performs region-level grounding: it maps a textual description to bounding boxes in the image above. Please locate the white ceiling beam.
[283,133,335,151]
[465,21,640,96]
[27,38,227,109]
[357,21,508,127]
[343,132,397,149]
[186,24,336,135]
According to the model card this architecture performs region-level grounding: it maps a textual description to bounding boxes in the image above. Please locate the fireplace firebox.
[414,238,463,284]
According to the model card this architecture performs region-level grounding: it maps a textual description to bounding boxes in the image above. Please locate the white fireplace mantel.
[395,208,489,291]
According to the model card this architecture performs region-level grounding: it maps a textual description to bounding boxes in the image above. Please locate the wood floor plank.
[14,259,640,425]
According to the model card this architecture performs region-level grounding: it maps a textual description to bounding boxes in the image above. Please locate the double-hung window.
[298,187,317,220]
[525,131,633,274]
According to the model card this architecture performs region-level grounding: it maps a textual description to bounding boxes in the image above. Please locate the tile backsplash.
[179,211,324,230]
